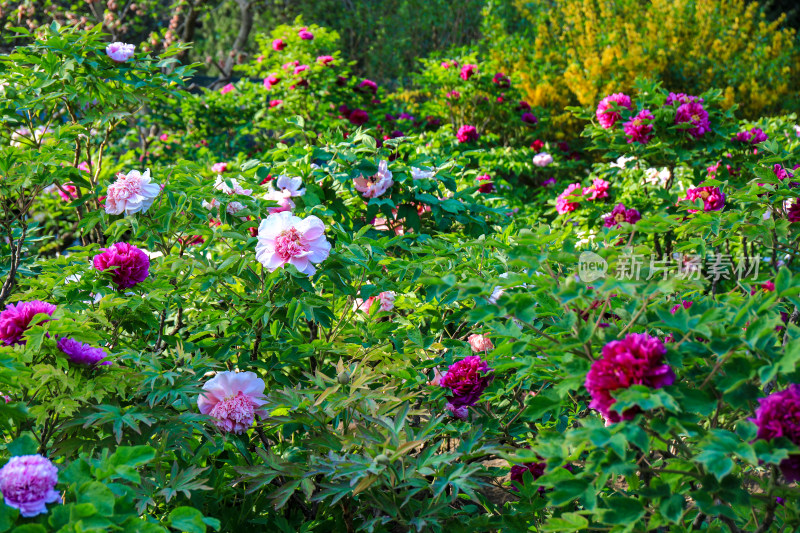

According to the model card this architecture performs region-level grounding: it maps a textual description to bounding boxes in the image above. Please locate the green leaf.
[600,496,645,524]
[6,434,38,456]
[0,501,18,533]
[541,512,589,531]
[660,493,685,524]
[77,481,115,516]
[168,507,207,533]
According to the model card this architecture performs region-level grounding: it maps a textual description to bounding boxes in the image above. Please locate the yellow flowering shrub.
[492,0,799,133]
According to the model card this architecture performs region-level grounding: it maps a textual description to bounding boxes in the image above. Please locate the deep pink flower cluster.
[684,186,725,212]
[317,55,334,66]
[751,384,800,481]
[92,242,150,290]
[734,128,768,144]
[0,454,60,517]
[439,355,492,408]
[0,301,56,346]
[492,72,510,88]
[272,38,285,51]
[57,337,110,366]
[264,73,280,89]
[476,175,495,193]
[347,109,369,126]
[298,27,314,40]
[664,92,703,106]
[357,79,377,95]
[583,178,610,201]
[585,333,675,423]
[460,64,477,80]
[675,101,710,138]
[556,183,583,214]
[670,300,693,314]
[457,125,479,143]
[596,93,631,129]
[623,109,655,144]
[603,204,641,228]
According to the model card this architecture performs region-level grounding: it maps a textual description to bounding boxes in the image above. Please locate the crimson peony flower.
[0,455,60,517]
[603,203,641,228]
[456,125,479,143]
[788,201,800,222]
[675,101,710,138]
[517,100,531,111]
[585,333,675,423]
[530,139,544,151]
[439,355,492,408]
[348,109,369,126]
[198,371,268,434]
[272,38,285,51]
[623,109,655,144]
[254,211,331,276]
[93,242,150,290]
[510,460,546,492]
[57,337,110,366]
[751,384,800,481]
[459,64,477,80]
[684,186,724,212]
[476,175,495,193]
[0,301,57,346]
[269,99,283,108]
[556,183,582,214]
[596,93,631,129]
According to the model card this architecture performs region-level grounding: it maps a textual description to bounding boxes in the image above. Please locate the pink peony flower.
[476,175,495,193]
[456,125,479,143]
[254,211,331,276]
[272,38,285,51]
[105,169,160,216]
[623,109,655,144]
[492,72,510,88]
[77,161,90,172]
[293,64,309,75]
[734,128,768,144]
[274,175,305,197]
[348,109,369,126]
[57,337,110,366]
[105,42,135,62]
[214,176,252,196]
[603,204,641,228]
[269,99,283,108]
[298,28,314,40]
[220,83,234,94]
[467,334,493,353]
[198,371,267,434]
[0,301,57,346]
[263,74,280,88]
[751,384,800,481]
[445,402,469,419]
[583,178,610,201]
[596,93,632,129]
[675,101,710,138]
[750,281,775,295]
[282,60,299,70]
[411,167,435,180]
[556,183,583,214]
[93,242,150,290]
[56,183,78,202]
[521,112,538,125]
[354,160,393,199]
[0,455,60,517]
[264,190,295,214]
[459,64,477,80]
[585,333,675,423]
[670,300,693,314]
[532,152,553,167]
[353,291,396,313]
[439,355,492,408]
[446,90,461,100]
[317,55,334,65]
[788,201,800,222]
[212,162,228,174]
[357,79,378,94]
[684,186,725,212]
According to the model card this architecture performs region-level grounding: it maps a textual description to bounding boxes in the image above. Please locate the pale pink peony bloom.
[255,211,331,276]
[354,160,393,199]
[226,201,246,215]
[354,291,396,313]
[212,162,228,174]
[214,176,252,196]
[532,152,553,167]
[105,169,160,216]
[197,371,267,434]
[105,42,135,62]
[274,175,305,197]
[202,198,220,210]
[264,190,295,214]
[467,333,493,353]
[0,455,60,517]
[411,167,435,180]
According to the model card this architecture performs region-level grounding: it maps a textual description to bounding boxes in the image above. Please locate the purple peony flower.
[0,455,60,517]
[439,355,492,408]
[521,112,538,125]
[348,109,369,126]
[510,460,546,492]
[357,79,377,95]
[456,125,479,143]
[684,186,725,212]
[492,72,510,88]
[445,402,469,420]
[664,92,703,106]
[603,203,641,228]
[0,301,57,346]
[734,128,768,144]
[675,101,710,138]
[596,93,632,129]
[752,384,800,481]
[788,201,800,222]
[92,242,150,290]
[57,337,110,366]
[585,333,675,423]
[623,109,655,144]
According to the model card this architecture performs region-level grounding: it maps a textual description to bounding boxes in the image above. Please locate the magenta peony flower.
[298,28,314,40]
[57,337,110,366]
[664,92,702,106]
[467,334,493,353]
[675,101,710,138]
[583,178,610,201]
[521,112,538,125]
[476,175,495,193]
[585,333,675,423]
[446,90,461,100]
[623,109,655,144]
[348,109,369,126]
[220,83,234,94]
[556,183,583,214]
[684,186,725,212]
[293,64,309,75]
[596,93,632,129]
[104,169,160,216]
[272,38,286,51]
[670,300,693,314]
[263,73,280,88]
[317,55,334,66]
[532,152,553,167]
[255,211,331,276]
[788,201,800,222]
[603,203,641,228]
[92,242,150,290]
[56,183,78,202]
[439,355,492,408]
[269,99,283,108]
[354,160,393,198]
[517,100,531,111]
[734,128,768,144]
[198,371,267,434]
[0,455,60,517]
[105,42,135,62]
[751,384,800,481]
[459,64,477,80]
[492,72,511,88]
[0,301,57,346]
[445,402,469,420]
[456,125,479,143]
[510,460,546,492]
[357,79,378,94]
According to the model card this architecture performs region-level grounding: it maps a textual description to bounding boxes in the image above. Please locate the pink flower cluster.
[603,204,641,228]
[684,186,725,212]
[476,175,494,193]
[0,454,60,517]
[456,125,479,143]
[596,93,631,129]
[623,109,654,144]
[585,333,675,423]
[0,300,57,346]
[460,64,477,80]
[354,291,396,313]
[198,371,267,434]
[92,242,150,290]
[439,355,492,409]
